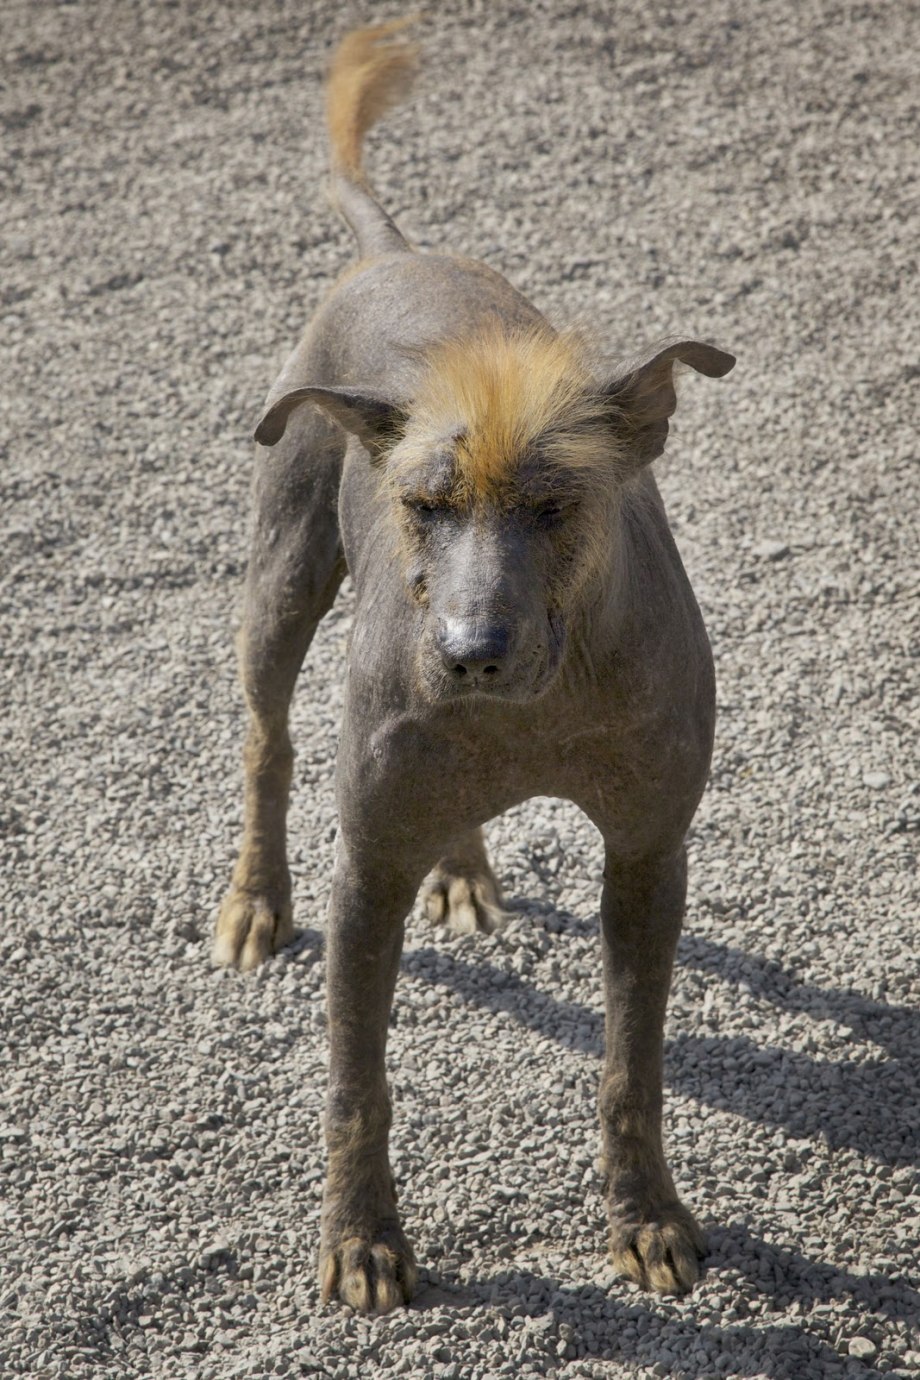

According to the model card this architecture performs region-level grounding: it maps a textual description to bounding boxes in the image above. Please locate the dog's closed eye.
[401,496,450,519]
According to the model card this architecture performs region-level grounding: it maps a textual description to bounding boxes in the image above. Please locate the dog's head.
[256,326,734,703]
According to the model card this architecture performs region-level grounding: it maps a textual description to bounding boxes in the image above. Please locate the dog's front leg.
[319,847,420,1313]
[598,845,706,1294]
[214,413,347,971]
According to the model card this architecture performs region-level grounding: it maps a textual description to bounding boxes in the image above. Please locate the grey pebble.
[751,540,791,561]
[847,1336,878,1360]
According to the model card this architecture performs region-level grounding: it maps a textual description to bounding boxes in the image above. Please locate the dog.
[214,18,735,1313]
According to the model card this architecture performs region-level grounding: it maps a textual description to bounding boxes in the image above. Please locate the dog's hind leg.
[214,415,347,971]
[420,826,514,935]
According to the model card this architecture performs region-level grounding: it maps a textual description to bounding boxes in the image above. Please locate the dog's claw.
[212,889,293,970]
[422,870,513,934]
[320,1231,416,1314]
[609,1205,706,1295]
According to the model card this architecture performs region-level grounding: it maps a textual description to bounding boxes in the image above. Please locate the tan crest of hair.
[406,324,616,499]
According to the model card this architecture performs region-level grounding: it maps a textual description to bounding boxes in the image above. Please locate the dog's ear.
[601,337,735,465]
[254,385,406,454]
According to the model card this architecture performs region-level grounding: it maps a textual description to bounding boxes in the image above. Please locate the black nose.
[437,619,510,681]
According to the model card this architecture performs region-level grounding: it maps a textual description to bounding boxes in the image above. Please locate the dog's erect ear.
[254,385,406,454]
[602,337,735,465]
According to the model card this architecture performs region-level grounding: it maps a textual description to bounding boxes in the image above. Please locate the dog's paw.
[609,1203,706,1295]
[212,889,293,971]
[320,1224,417,1314]
[421,864,513,935]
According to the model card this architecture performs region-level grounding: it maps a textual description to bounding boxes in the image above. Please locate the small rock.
[848,1337,878,1360]
[198,1239,231,1269]
[752,539,790,560]
[863,771,890,789]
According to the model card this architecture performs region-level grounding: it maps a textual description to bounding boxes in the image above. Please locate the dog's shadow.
[400,911,918,1167]
[282,902,917,1166]
[405,1224,915,1377]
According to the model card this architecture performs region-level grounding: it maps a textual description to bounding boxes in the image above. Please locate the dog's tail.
[326,18,419,258]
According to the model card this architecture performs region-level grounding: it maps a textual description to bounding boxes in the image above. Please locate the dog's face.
[387,430,608,702]
[383,329,624,702]
[254,328,734,704]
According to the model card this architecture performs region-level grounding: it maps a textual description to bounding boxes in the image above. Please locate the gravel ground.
[2,1,918,1377]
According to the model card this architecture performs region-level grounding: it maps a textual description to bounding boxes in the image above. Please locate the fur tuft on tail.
[327,18,419,188]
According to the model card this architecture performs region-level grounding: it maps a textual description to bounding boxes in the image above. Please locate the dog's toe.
[212,889,294,970]
[609,1205,706,1295]
[321,1231,416,1314]
[422,870,512,935]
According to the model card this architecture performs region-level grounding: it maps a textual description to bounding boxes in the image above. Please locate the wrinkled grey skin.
[214,174,734,1310]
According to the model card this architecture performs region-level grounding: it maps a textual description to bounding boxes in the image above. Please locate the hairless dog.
[214,18,735,1313]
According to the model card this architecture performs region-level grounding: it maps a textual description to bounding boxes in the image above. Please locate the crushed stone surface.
[1,1,917,1377]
